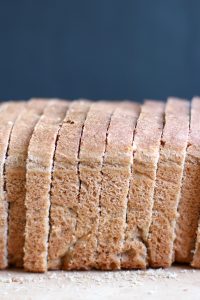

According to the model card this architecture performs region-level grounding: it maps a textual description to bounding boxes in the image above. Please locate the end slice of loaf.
[63,102,115,270]
[0,102,25,269]
[148,98,190,267]
[121,100,165,269]
[47,100,90,270]
[6,99,47,267]
[96,102,140,270]
[24,100,68,272]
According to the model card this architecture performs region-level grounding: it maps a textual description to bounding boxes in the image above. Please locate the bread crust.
[6,99,47,267]
[47,100,90,270]
[24,100,68,272]
[121,100,165,269]
[0,102,25,269]
[148,98,190,267]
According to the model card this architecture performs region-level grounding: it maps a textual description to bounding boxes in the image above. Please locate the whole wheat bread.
[6,99,47,267]
[192,223,200,268]
[175,97,200,263]
[63,102,116,270]
[121,100,165,269]
[96,103,140,270]
[0,102,25,269]
[24,100,68,272]
[148,98,189,267]
[187,98,200,268]
[48,100,90,270]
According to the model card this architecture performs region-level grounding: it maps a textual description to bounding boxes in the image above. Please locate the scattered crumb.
[0,266,198,298]
[180,270,187,273]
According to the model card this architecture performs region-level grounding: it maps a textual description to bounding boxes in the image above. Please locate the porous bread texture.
[62,102,116,270]
[0,102,25,269]
[121,100,165,269]
[96,103,140,270]
[148,98,190,268]
[6,99,47,267]
[175,97,200,263]
[24,100,68,272]
[47,100,90,270]
[187,98,200,268]
[192,222,200,268]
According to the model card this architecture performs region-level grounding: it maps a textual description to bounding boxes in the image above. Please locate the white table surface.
[0,266,199,300]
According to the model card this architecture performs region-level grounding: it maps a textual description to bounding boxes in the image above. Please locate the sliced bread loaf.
[148,98,190,267]
[63,102,115,270]
[96,103,140,270]
[121,100,165,269]
[48,100,90,270]
[6,99,47,267]
[24,100,68,272]
[0,102,25,269]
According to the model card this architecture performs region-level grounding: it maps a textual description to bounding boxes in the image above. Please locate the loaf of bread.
[0,97,200,272]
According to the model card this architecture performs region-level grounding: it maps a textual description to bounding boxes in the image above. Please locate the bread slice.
[62,102,116,270]
[6,99,48,267]
[24,100,68,272]
[121,100,165,269]
[186,98,200,268]
[148,98,190,267]
[47,100,90,270]
[0,101,25,269]
[95,103,140,270]
[175,97,200,263]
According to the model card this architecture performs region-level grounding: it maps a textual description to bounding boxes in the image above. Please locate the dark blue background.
[0,0,199,102]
